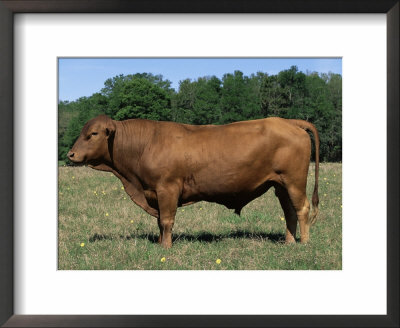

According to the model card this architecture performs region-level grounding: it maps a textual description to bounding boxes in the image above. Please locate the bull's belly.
[180,174,277,210]
[142,169,281,212]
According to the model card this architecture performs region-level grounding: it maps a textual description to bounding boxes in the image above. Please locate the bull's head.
[67,115,116,166]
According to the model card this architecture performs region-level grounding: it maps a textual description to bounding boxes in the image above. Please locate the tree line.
[59,66,342,162]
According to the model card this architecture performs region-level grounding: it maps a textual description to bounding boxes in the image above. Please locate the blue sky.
[58,58,342,102]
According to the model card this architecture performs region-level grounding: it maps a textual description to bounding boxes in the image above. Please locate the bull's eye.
[86,132,98,140]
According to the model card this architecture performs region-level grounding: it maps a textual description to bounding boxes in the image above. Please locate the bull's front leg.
[156,185,179,249]
[157,218,163,244]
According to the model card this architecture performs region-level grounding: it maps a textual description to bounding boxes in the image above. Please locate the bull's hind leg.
[287,187,311,244]
[156,185,180,249]
[275,185,298,243]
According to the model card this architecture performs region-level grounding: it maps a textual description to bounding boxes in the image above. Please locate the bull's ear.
[105,120,116,139]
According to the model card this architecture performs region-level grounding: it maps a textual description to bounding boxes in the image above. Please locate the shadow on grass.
[89,231,287,244]
[89,233,113,242]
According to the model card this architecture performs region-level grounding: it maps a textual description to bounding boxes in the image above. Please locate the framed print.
[0,1,398,327]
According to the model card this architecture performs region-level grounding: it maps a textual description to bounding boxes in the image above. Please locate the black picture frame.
[0,1,398,327]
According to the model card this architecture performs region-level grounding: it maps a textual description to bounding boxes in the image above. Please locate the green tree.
[101,73,173,119]
[173,79,197,123]
[174,76,222,124]
[260,74,288,117]
[112,78,171,121]
[190,76,222,124]
[219,70,261,123]
[304,72,340,161]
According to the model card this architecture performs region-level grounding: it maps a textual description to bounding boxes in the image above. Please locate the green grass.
[58,163,342,270]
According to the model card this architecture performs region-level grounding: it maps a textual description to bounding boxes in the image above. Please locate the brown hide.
[68,115,319,248]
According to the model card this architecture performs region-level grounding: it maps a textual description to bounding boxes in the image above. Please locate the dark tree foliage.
[174,76,222,124]
[101,73,172,120]
[219,71,262,123]
[59,68,342,163]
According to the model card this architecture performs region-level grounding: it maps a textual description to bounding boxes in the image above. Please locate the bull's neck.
[110,119,154,178]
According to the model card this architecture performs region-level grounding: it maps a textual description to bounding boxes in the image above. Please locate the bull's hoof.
[161,241,172,249]
[300,235,310,244]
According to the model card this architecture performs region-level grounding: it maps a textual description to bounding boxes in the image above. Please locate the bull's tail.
[288,119,320,225]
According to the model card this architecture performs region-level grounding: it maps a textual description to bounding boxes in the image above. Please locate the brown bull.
[68,115,319,248]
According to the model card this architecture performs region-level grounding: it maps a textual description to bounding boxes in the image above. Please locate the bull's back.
[180,117,308,168]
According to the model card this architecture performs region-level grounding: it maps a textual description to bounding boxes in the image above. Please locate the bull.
[68,115,319,248]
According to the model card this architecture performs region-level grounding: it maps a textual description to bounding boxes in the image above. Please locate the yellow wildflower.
[280,217,285,221]
[80,242,85,247]
[105,212,109,217]
[216,259,221,264]
[130,220,134,223]
[160,257,166,263]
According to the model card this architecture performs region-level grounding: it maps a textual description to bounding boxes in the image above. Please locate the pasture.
[58,163,342,270]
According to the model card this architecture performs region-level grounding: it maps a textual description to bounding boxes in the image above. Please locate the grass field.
[58,163,342,270]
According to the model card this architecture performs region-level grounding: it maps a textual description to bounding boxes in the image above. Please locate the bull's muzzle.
[67,150,85,164]
[67,151,75,161]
